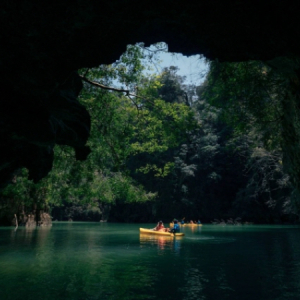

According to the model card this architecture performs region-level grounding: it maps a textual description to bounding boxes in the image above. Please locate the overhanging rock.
[1,1,299,184]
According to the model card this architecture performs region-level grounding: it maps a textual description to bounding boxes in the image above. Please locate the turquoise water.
[0,223,300,300]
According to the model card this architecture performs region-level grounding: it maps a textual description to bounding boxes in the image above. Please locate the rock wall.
[1,1,300,186]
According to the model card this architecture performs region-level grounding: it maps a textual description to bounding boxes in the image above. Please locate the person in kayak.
[153,221,168,232]
[170,219,180,233]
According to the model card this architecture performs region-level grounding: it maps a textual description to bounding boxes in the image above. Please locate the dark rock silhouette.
[1,1,299,185]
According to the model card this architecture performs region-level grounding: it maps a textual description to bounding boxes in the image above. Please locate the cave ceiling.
[0,0,299,184]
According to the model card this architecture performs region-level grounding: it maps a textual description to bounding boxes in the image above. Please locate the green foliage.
[201,60,298,219]
[204,60,285,149]
[0,44,198,223]
[0,169,33,219]
[80,61,197,176]
[3,45,298,224]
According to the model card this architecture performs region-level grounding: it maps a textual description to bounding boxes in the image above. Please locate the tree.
[202,60,299,220]
[0,44,198,223]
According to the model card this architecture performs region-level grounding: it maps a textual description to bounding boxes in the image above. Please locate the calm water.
[0,223,300,300]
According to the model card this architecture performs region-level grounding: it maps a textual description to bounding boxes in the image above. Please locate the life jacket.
[173,223,180,232]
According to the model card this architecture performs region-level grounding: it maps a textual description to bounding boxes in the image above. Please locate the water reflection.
[189,225,202,234]
[139,233,183,254]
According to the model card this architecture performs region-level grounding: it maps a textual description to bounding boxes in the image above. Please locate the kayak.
[139,228,185,236]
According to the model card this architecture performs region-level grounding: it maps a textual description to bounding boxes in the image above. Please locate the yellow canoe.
[139,228,185,236]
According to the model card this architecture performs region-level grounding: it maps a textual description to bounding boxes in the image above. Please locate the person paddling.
[170,219,180,234]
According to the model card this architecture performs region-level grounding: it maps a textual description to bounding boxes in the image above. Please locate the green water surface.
[0,222,300,300]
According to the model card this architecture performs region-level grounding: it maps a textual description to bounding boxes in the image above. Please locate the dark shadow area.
[1,1,300,184]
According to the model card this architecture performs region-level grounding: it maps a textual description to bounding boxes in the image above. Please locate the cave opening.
[2,1,300,224]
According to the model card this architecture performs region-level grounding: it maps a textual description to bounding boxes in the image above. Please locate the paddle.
[171,227,175,237]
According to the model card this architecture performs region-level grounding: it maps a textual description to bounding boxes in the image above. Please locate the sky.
[112,43,210,88]
[152,51,209,85]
